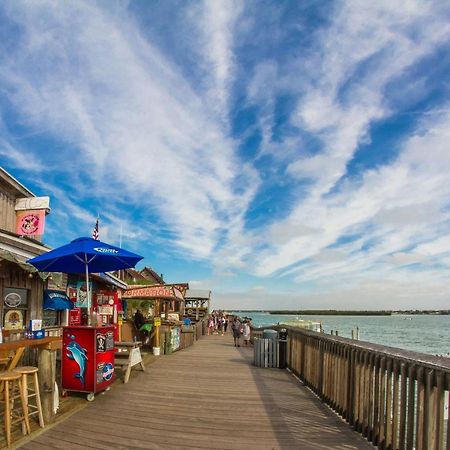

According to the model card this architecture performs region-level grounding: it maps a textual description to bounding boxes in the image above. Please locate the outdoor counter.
[0,336,62,424]
[0,336,61,352]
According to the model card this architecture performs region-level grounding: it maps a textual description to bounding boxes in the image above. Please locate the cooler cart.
[62,325,115,401]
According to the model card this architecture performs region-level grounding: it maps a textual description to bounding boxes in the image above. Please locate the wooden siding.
[0,190,16,233]
[18,334,372,449]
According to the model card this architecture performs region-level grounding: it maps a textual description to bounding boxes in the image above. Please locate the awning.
[43,290,74,310]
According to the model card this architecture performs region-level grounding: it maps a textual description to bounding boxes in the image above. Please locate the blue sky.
[1,0,450,310]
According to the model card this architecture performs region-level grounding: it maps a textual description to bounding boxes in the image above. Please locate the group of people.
[206,312,252,347]
[207,311,228,336]
[231,317,251,347]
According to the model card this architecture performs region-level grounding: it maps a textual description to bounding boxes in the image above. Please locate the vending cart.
[62,325,115,401]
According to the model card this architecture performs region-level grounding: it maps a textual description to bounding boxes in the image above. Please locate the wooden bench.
[114,341,145,383]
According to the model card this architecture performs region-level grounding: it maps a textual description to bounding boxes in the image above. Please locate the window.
[2,287,28,330]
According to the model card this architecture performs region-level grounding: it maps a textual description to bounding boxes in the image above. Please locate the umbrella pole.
[85,257,91,326]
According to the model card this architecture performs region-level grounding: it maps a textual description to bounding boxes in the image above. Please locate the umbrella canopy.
[27,237,143,273]
[28,237,143,323]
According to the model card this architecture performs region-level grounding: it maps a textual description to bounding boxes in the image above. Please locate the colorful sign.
[69,308,81,325]
[153,317,161,327]
[4,310,23,330]
[75,281,92,308]
[16,209,46,236]
[171,327,181,351]
[122,284,184,300]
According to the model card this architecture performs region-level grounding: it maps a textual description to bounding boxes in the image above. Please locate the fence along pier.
[252,325,450,449]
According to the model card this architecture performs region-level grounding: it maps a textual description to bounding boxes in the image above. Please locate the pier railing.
[252,325,450,450]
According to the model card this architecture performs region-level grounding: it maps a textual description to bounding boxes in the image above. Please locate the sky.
[1,0,450,310]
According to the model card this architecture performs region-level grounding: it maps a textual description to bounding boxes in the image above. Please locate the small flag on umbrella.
[92,218,99,240]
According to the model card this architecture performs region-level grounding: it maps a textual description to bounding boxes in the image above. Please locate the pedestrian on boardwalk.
[224,316,228,334]
[242,320,251,346]
[207,315,214,335]
[217,316,223,336]
[231,317,242,347]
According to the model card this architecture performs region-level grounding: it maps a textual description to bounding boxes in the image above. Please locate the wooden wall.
[0,190,16,233]
[0,260,45,325]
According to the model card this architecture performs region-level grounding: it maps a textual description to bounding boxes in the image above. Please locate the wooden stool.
[0,371,30,447]
[13,367,44,429]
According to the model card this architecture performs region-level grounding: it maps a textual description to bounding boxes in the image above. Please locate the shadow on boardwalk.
[17,334,373,450]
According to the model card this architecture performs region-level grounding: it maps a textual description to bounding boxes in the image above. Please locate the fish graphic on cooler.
[66,341,88,387]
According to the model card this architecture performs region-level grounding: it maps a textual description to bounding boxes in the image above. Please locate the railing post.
[406,365,416,450]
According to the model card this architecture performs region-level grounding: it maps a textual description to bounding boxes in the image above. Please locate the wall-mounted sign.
[15,196,50,211]
[75,281,92,308]
[122,284,184,300]
[4,310,24,330]
[4,292,22,308]
[69,308,81,325]
[3,288,28,307]
[16,209,46,236]
[153,317,161,327]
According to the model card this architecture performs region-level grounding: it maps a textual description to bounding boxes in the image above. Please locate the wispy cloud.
[1,1,450,309]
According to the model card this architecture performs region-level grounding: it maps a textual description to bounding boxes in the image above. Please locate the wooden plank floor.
[17,334,373,450]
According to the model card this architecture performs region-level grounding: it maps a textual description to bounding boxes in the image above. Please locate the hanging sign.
[16,209,46,236]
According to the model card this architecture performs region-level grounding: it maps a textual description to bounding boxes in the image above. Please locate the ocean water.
[235,312,450,356]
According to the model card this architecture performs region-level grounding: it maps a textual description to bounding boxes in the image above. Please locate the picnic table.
[114,341,145,383]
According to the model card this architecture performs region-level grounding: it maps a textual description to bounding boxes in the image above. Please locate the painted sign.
[130,347,142,366]
[4,310,23,330]
[69,308,81,326]
[16,209,46,236]
[171,327,181,351]
[153,317,161,327]
[75,281,92,308]
[122,284,184,300]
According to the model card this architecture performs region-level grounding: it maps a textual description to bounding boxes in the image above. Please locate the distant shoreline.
[231,310,450,316]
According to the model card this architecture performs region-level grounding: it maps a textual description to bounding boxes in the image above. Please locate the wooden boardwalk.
[18,334,373,450]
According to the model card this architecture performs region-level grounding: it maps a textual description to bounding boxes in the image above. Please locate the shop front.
[122,284,187,354]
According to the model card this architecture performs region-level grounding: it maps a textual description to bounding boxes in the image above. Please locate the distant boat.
[278,318,322,332]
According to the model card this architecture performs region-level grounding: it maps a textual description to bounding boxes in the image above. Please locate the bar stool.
[13,366,44,429]
[0,371,30,447]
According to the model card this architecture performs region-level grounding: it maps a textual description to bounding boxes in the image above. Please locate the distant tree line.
[268,310,392,316]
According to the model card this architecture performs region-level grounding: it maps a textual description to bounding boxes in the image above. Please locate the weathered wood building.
[0,167,51,337]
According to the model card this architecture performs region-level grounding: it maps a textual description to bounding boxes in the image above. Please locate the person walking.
[242,320,251,346]
[207,315,214,336]
[231,317,242,347]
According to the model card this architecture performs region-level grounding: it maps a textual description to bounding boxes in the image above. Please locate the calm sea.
[233,312,450,356]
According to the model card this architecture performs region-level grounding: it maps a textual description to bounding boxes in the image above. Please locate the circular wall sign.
[4,292,22,308]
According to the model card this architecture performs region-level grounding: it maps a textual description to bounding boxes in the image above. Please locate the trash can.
[263,329,278,340]
[278,328,288,369]
[254,330,279,368]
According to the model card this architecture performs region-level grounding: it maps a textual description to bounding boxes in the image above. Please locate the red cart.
[62,325,115,401]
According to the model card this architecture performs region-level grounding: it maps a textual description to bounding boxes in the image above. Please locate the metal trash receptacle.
[254,330,278,368]
[263,329,278,340]
[278,328,288,369]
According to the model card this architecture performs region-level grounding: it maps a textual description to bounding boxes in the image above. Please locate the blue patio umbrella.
[28,237,143,320]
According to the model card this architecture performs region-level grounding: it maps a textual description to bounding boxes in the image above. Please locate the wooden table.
[0,336,62,423]
[114,341,145,383]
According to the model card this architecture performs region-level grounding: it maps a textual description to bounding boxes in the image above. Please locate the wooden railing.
[180,326,195,350]
[252,325,450,450]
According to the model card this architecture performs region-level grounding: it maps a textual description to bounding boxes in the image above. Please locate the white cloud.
[0,0,253,259]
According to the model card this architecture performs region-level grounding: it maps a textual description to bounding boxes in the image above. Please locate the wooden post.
[38,347,57,424]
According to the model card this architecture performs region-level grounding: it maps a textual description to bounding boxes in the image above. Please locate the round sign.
[108,298,114,306]
[102,363,114,381]
[4,292,22,308]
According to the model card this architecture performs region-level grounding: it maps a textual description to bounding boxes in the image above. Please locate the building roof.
[184,289,211,299]
[0,167,35,198]
[140,266,164,284]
